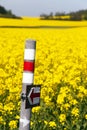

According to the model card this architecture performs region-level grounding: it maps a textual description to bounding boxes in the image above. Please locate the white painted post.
[19,40,36,130]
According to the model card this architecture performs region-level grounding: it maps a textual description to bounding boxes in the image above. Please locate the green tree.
[0,5,7,14]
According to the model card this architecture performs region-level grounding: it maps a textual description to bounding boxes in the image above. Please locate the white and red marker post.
[19,40,40,130]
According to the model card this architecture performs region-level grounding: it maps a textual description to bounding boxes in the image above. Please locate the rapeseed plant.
[0,18,87,130]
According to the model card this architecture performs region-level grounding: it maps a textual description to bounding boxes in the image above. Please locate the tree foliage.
[0,5,7,14]
[0,5,21,19]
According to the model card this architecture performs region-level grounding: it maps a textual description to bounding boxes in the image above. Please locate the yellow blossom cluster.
[59,114,66,123]
[49,121,56,128]
[0,18,87,130]
[9,120,17,129]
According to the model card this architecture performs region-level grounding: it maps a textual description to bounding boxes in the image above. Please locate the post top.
[25,39,36,49]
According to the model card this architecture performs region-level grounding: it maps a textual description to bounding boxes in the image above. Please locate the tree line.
[0,5,21,19]
[40,9,87,21]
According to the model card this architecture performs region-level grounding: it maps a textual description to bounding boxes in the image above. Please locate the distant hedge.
[40,9,87,21]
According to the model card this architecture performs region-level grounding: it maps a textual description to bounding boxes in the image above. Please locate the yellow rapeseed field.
[0,17,87,130]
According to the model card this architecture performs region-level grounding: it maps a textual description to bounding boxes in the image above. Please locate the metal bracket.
[21,93,26,101]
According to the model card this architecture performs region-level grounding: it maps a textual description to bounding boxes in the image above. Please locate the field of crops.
[0,17,87,130]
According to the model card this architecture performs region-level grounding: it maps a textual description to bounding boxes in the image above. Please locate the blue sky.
[0,0,87,16]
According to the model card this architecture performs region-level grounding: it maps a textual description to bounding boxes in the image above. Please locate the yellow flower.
[71,108,79,117]
[0,116,3,124]
[9,120,17,129]
[44,120,48,125]
[64,128,67,130]
[57,93,66,104]
[59,114,66,123]
[85,114,87,120]
[30,121,33,126]
[32,106,41,113]
[15,115,20,120]
[44,96,51,106]
[70,99,78,105]
[64,103,70,110]
[49,121,56,128]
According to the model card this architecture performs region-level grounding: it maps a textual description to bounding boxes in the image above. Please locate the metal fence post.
[19,39,36,130]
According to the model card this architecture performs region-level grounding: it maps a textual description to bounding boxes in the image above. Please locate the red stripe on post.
[24,61,34,72]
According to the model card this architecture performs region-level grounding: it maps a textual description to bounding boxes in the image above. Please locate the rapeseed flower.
[71,107,79,117]
[59,114,66,123]
[9,120,18,129]
[49,121,56,128]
